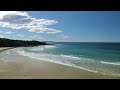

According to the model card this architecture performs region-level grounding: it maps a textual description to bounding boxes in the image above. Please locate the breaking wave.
[17,48,120,76]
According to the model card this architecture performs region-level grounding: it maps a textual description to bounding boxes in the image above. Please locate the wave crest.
[100,61,120,65]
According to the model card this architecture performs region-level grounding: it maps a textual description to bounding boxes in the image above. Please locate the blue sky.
[0,11,120,42]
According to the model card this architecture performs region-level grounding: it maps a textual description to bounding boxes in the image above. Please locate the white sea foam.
[25,45,56,52]
[28,47,44,51]
[6,51,10,55]
[60,54,81,59]
[100,61,120,65]
[17,50,98,73]
[44,45,56,49]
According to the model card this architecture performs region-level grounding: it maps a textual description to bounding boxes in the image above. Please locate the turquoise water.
[17,42,120,76]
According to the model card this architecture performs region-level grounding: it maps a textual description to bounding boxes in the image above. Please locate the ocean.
[17,42,120,76]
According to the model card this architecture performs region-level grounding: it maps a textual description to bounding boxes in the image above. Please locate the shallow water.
[17,42,120,76]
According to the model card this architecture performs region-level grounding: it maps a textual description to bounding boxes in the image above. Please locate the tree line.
[0,38,49,47]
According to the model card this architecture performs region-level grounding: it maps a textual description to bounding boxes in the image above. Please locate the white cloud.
[5,31,13,34]
[0,11,61,34]
[60,35,70,39]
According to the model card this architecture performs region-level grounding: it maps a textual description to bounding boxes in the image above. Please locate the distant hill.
[0,38,49,47]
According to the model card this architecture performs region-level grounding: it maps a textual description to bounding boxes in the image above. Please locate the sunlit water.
[17,42,120,76]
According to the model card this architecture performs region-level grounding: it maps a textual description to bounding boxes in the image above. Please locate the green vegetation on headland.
[0,38,50,47]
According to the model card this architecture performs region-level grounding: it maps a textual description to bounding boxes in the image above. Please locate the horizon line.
[1,38,120,43]
[45,41,120,43]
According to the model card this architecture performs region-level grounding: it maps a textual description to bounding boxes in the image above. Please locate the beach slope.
[0,48,120,79]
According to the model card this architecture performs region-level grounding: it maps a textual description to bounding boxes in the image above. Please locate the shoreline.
[0,47,120,79]
[0,47,16,52]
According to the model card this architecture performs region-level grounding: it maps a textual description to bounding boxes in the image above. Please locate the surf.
[17,47,120,77]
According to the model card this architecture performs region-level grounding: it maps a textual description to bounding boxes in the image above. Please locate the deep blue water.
[17,42,120,76]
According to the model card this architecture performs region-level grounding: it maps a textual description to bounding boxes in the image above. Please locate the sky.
[0,11,120,42]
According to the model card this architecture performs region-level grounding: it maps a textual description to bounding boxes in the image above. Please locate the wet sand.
[0,47,15,52]
[0,47,120,79]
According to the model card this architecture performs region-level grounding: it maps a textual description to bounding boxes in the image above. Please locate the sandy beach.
[0,47,15,52]
[0,47,120,79]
